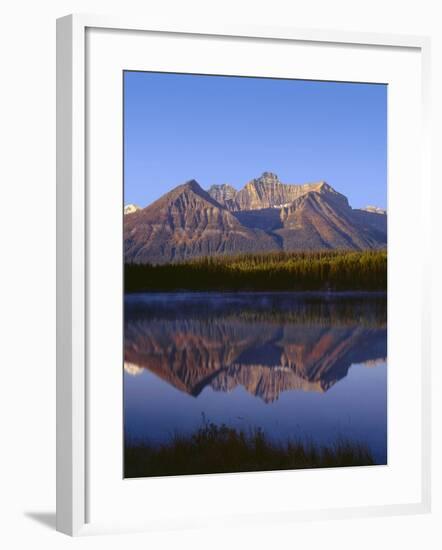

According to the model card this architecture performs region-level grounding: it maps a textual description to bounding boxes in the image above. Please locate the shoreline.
[124,423,380,478]
[124,289,388,296]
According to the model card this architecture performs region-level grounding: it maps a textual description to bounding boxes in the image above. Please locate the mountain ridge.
[124,172,387,264]
[207,172,344,211]
[124,178,279,264]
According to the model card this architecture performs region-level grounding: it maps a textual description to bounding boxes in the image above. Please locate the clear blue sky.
[124,71,387,209]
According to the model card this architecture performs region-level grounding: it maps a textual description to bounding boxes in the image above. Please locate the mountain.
[207,183,237,205]
[124,179,278,264]
[209,172,330,211]
[124,173,387,263]
[273,184,385,250]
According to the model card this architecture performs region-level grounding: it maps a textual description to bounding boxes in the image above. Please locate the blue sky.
[124,71,387,209]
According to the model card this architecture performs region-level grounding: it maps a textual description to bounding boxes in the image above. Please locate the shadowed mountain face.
[124,293,387,403]
[124,173,387,264]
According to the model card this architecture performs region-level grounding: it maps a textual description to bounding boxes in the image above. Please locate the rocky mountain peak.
[208,183,236,194]
[316,181,332,192]
[207,183,238,207]
[246,172,280,190]
[154,178,226,213]
[228,173,334,211]
[124,177,278,264]
[256,171,280,183]
[181,179,202,193]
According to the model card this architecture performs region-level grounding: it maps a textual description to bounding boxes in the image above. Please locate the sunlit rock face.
[206,183,237,207]
[215,172,334,212]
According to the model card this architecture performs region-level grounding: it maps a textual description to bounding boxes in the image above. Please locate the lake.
[124,292,387,474]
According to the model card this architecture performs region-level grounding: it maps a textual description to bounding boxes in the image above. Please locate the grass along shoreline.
[124,422,376,478]
[125,249,387,292]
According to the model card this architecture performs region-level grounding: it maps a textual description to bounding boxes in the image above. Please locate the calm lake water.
[124,292,387,464]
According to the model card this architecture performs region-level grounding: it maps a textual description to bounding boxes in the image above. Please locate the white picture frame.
[56,13,432,536]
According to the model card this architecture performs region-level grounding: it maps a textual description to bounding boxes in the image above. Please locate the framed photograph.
[56,14,431,536]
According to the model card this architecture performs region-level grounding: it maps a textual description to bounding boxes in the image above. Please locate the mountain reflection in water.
[124,292,386,403]
[124,292,387,463]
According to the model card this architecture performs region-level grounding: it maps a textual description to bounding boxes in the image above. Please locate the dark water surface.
[124,292,387,464]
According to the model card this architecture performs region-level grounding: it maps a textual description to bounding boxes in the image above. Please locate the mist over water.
[124,292,387,465]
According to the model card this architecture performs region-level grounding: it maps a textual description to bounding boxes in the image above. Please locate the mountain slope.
[124,180,278,264]
[275,183,386,250]
[223,177,386,251]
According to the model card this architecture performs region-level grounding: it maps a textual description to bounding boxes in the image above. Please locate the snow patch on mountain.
[124,204,141,215]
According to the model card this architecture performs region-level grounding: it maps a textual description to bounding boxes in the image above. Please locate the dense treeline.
[125,422,375,477]
[124,249,387,292]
